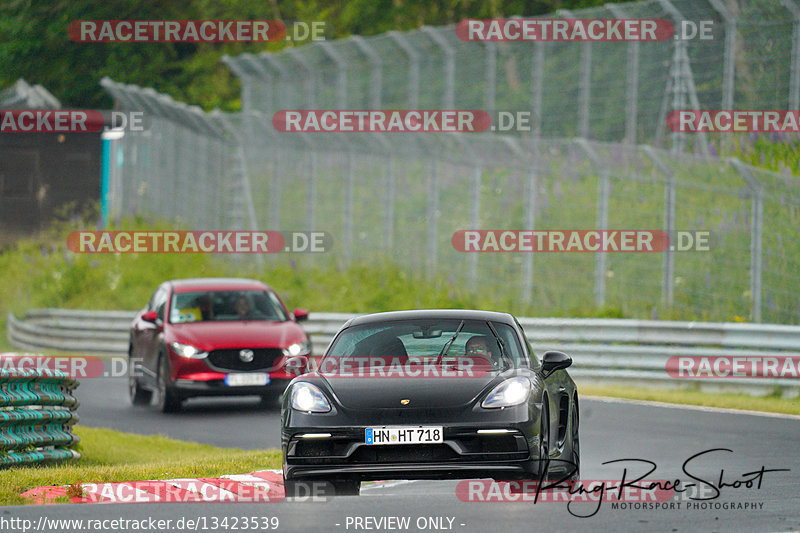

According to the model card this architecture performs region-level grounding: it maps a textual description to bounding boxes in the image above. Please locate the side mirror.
[284,355,309,375]
[293,308,309,322]
[541,351,572,377]
[141,310,159,323]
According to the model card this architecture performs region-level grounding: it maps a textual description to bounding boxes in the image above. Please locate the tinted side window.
[515,319,538,367]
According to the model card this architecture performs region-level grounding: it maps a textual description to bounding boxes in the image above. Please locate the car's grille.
[206,348,284,371]
[350,444,459,463]
[460,435,521,454]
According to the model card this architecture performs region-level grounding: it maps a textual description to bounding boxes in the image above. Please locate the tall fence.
[99,78,256,233]
[223,0,800,149]
[0,367,81,467]
[99,0,800,324]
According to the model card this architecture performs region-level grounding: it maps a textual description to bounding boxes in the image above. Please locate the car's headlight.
[481,377,531,408]
[170,341,208,359]
[291,382,331,413]
[283,340,311,357]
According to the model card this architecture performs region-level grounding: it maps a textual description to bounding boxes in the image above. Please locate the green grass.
[0,213,632,356]
[0,426,281,506]
[580,384,800,416]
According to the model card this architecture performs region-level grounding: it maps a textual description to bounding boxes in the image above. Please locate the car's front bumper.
[172,377,292,398]
[281,379,552,481]
[283,418,542,481]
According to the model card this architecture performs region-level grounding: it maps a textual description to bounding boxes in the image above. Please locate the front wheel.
[128,345,152,406]
[538,401,550,482]
[568,398,580,482]
[156,353,182,413]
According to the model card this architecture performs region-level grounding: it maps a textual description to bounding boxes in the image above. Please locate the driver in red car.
[234,294,264,320]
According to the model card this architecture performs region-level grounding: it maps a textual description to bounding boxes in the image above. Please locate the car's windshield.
[169,290,287,323]
[325,319,523,368]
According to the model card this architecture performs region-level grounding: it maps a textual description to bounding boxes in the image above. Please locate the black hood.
[317,372,501,410]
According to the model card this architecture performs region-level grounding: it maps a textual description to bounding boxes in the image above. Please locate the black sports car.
[281,309,579,496]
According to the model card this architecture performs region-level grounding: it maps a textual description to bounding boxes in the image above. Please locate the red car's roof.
[168,278,271,293]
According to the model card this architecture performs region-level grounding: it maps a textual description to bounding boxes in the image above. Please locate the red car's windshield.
[169,290,288,323]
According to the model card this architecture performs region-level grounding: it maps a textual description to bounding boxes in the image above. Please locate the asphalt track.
[3,373,800,532]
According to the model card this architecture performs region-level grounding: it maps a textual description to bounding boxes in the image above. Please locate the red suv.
[129,278,311,412]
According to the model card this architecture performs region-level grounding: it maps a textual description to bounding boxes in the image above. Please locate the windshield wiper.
[436,320,465,364]
[487,321,512,369]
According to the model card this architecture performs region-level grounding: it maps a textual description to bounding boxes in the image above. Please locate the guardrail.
[0,367,81,467]
[8,309,800,395]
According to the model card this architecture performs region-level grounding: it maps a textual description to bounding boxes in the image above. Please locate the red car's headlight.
[170,341,208,359]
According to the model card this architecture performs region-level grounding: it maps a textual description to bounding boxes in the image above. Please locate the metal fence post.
[708,0,737,110]
[531,42,544,138]
[260,53,292,112]
[576,139,609,306]
[607,4,639,144]
[286,49,316,108]
[657,0,709,157]
[308,150,317,231]
[384,155,396,250]
[388,31,419,109]
[422,26,455,108]
[643,146,676,307]
[559,9,591,138]
[469,164,482,283]
[485,42,496,112]
[729,158,764,323]
[319,42,348,109]
[427,157,440,277]
[239,54,274,113]
[345,149,354,262]
[270,144,281,230]
[351,35,383,108]
[522,164,538,304]
[782,0,800,109]
[502,136,534,304]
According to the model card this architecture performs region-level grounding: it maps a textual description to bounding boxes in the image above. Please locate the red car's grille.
[206,348,284,371]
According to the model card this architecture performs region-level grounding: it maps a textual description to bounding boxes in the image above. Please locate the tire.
[538,399,550,482]
[568,397,580,482]
[128,345,152,406]
[156,352,182,413]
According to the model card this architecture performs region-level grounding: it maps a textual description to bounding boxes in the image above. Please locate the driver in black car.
[464,335,497,363]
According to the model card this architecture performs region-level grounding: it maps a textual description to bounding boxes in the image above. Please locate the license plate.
[365,426,443,445]
[224,373,270,387]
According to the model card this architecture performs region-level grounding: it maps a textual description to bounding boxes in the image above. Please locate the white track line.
[584,395,800,420]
